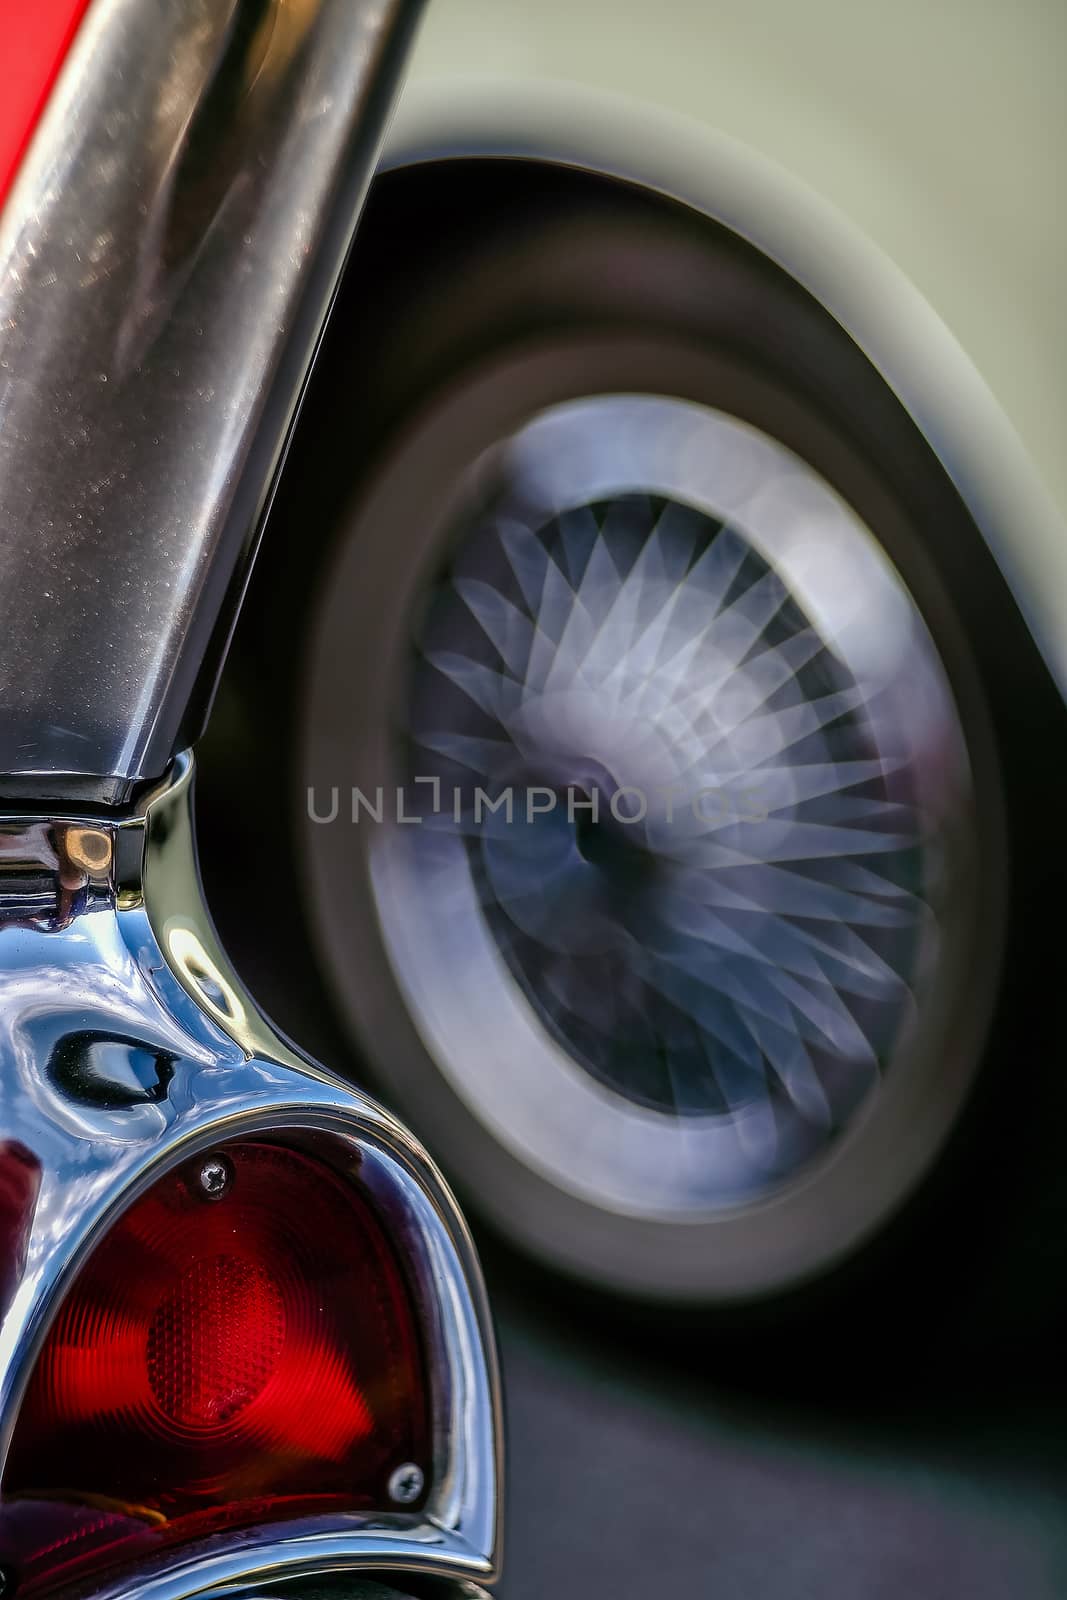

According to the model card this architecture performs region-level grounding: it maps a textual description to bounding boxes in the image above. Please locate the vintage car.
[0,2,1063,1599]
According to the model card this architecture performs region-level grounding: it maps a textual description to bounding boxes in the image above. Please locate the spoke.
[454,576,536,678]
[425,648,518,721]
[414,728,517,778]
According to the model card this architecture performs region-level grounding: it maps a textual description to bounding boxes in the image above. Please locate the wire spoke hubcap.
[378,396,973,1216]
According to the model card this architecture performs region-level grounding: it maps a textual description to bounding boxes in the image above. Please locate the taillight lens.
[0,1140,429,1596]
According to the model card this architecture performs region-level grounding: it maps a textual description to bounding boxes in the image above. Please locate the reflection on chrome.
[0,756,500,1600]
[375,397,973,1216]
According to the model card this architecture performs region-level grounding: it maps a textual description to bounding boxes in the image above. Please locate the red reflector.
[146,1253,286,1429]
[0,1141,429,1597]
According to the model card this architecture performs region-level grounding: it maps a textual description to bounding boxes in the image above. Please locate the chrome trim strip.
[0,0,425,791]
[207,1580,491,1600]
[219,1582,492,1600]
[0,753,501,1595]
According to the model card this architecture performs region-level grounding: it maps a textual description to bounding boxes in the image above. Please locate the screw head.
[196,1153,233,1201]
[386,1461,424,1505]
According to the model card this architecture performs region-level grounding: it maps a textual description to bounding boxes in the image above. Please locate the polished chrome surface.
[379,395,974,1219]
[236,1584,490,1599]
[0,754,501,1597]
[0,0,424,794]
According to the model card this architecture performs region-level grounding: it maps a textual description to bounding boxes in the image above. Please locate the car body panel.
[389,0,1067,695]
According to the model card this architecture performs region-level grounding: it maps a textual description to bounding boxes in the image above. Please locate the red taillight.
[0,1140,429,1597]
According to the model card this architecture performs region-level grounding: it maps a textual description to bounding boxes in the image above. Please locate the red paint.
[0,0,94,210]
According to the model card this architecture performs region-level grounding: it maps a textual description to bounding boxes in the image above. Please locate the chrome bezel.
[0,754,501,1599]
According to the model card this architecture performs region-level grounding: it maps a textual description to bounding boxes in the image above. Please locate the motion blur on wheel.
[205,6,1067,1342]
